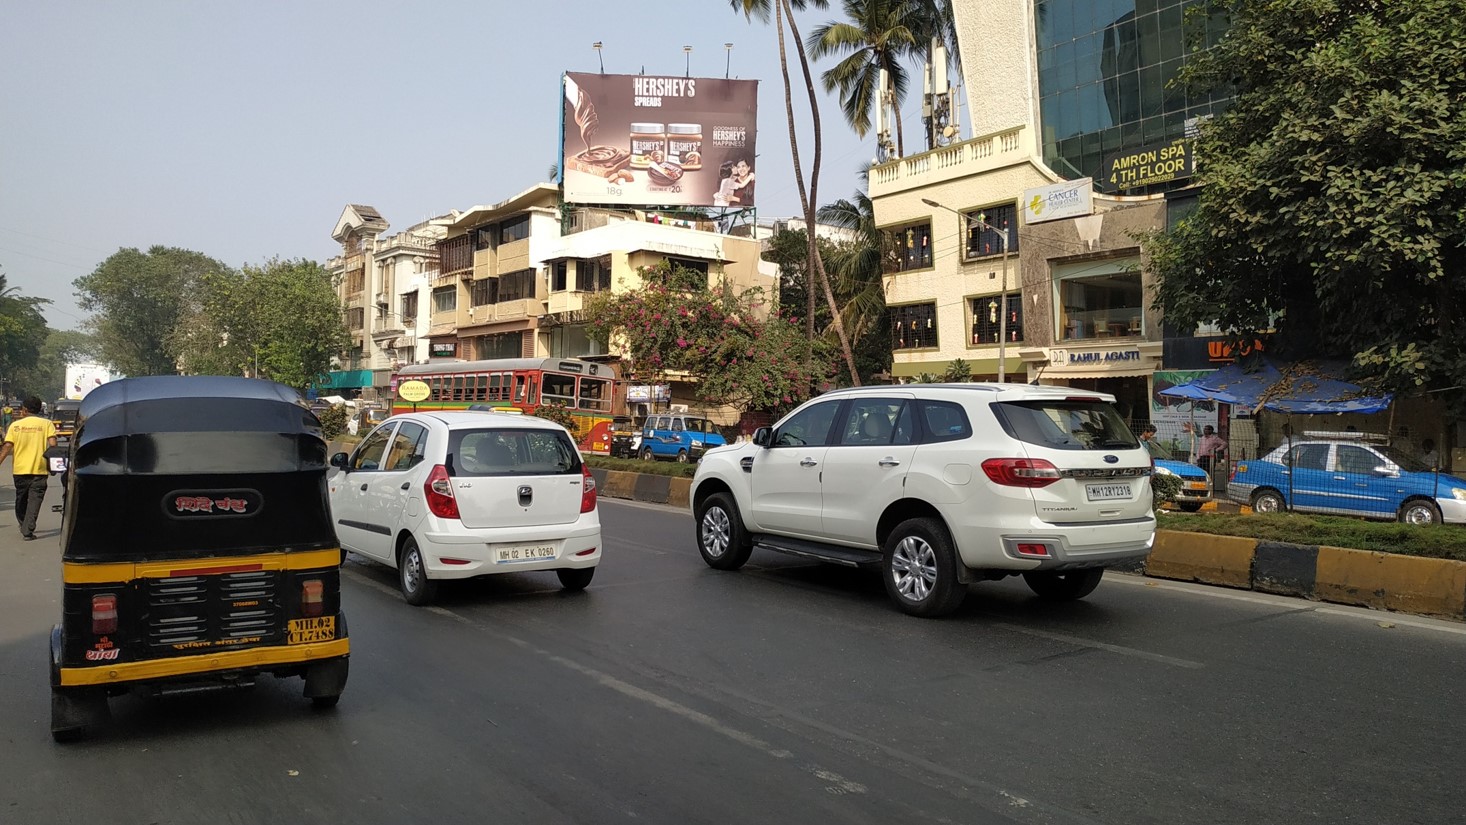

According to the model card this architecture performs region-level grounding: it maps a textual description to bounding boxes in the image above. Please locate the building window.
[470,277,497,307]
[551,261,568,292]
[892,303,938,349]
[400,293,419,324]
[475,332,520,360]
[346,307,365,330]
[1058,267,1143,340]
[499,215,531,244]
[345,268,365,294]
[970,294,1023,345]
[432,285,457,314]
[884,222,933,273]
[963,204,1019,258]
[498,268,535,302]
[473,226,495,251]
[548,324,606,359]
[437,235,472,274]
[575,257,613,292]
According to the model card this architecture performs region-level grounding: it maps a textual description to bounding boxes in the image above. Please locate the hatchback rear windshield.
[448,428,582,477]
[993,400,1139,451]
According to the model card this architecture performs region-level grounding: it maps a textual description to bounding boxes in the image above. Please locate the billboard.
[561,72,758,208]
[64,363,122,401]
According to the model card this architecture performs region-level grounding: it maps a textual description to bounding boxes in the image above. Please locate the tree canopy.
[9,329,98,402]
[1150,0,1466,401]
[0,271,49,396]
[584,260,831,413]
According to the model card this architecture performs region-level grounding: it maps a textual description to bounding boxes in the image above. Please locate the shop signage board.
[627,384,671,403]
[429,342,459,358]
[1022,179,1094,224]
[1098,139,1194,192]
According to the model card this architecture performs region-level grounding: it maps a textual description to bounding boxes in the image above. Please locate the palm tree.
[807,0,921,157]
[730,0,862,387]
[817,177,890,364]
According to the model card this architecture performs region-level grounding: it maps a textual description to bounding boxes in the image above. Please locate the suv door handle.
[878,457,901,468]
[800,458,819,467]
[359,483,368,491]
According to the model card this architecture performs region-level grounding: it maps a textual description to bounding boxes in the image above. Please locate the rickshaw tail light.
[425,464,460,519]
[91,594,118,635]
[581,464,597,513]
[300,579,324,617]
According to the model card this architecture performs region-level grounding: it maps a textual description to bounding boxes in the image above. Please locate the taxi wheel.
[676,449,689,463]
[398,536,437,606]
[640,446,654,461]
[1178,501,1203,512]
[1398,498,1442,526]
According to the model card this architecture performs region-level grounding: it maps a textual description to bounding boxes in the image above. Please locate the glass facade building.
[1035,0,1230,192]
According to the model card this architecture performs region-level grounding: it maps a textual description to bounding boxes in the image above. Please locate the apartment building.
[870,0,1230,423]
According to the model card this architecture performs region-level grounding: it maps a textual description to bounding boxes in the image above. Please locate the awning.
[316,369,373,390]
[1157,359,1392,414]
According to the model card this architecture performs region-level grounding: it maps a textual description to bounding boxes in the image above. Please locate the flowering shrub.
[585,260,831,411]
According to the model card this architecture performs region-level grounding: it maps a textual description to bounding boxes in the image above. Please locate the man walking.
[0,396,58,540]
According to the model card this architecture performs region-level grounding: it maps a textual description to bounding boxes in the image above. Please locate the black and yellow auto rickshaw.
[49,376,349,741]
[609,415,639,458]
[51,398,81,442]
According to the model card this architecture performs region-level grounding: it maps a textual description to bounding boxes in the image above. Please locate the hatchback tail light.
[425,464,460,519]
[300,579,324,617]
[91,594,118,635]
[580,464,597,513]
[981,458,1062,488]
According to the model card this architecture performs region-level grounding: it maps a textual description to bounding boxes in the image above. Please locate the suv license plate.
[1085,483,1132,501]
[495,544,556,563]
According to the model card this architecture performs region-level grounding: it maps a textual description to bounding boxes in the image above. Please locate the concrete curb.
[1146,530,1466,620]
[586,466,1466,622]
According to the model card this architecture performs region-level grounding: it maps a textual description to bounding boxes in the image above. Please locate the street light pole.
[922,198,1014,382]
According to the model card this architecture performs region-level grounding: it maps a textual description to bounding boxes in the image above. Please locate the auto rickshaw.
[609,415,639,459]
[51,398,81,443]
[49,376,349,741]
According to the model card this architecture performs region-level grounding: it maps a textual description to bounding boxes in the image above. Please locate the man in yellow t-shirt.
[0,396,59,540]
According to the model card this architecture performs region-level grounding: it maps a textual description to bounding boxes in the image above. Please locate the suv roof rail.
[1300,430,1389,442]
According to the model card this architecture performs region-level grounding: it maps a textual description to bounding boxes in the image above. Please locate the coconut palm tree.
[817,178,890,362]
[730,0,862,387]
[806,0,922,157]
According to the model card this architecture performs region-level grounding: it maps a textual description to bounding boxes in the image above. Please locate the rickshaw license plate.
[287,616,336,644]
[1086,483,1132,501]
[495,544,556,563]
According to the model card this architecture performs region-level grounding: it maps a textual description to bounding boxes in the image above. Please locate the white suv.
[690,385,1155,617]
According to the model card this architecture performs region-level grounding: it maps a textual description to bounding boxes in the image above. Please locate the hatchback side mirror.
[752,427,771,447]
[330,452,350,470]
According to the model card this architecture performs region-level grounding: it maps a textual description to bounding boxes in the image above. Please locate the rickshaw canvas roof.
[77,376,317,444]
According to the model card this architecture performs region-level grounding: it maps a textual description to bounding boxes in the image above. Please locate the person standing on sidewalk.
[0,396,58,540]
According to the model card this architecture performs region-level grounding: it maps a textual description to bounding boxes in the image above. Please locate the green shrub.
[1152,472,1182,509]
[533,401,576,430]
[317,404,349,440]
[1156,512,1466,560]
[585,455,698,478]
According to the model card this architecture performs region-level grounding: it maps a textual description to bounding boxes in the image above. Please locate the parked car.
[328,411,601,605]
[640,414,726,463]
[690,385,1156,617]
[1227,433,1466,525]
[1144,438,1212,511]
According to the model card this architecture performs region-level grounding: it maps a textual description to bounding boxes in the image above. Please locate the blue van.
[639,414,727,463]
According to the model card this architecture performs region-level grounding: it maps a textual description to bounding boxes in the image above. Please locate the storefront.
[1028,342,1163,424]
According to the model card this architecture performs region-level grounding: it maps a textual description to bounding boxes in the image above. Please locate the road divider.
[587,466,1466,621]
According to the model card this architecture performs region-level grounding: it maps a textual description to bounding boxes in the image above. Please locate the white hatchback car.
[329,411,601,605]
[691,385,1155,617]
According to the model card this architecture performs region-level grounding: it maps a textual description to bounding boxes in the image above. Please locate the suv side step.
[752,536,881,568]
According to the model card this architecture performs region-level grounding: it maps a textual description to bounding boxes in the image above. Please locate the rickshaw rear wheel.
[398,535,437,606]
[311,695,341,709]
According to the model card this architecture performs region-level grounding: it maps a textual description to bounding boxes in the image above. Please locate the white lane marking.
[990,622,1205,669]
[1108,574,1466,637]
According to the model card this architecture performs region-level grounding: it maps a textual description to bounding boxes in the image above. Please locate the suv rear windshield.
[448,428,582,477]
[993,400,1139,451]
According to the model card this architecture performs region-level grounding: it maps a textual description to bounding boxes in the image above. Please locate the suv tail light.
[425,464,460,519]
[581,464,597,513]
[981,458,1062,488]
[301,579,324,617]
[91,594,118,635]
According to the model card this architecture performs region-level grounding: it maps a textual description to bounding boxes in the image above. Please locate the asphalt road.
[2,486,1464,825]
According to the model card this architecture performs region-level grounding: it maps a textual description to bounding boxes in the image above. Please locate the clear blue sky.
[1,2,930,332]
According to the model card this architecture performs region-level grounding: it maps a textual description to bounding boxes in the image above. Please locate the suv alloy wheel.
[882,517,967,617]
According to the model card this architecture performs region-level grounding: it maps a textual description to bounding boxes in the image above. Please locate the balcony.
[869,127,1028,198]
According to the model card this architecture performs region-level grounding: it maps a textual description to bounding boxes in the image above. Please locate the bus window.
[474,374,487,401]
[542,373,576,406]
[515,374,527,403]
[430,376,444,401]
[488,373,502,401]
[528,376,539,405]
[578,377,609,411]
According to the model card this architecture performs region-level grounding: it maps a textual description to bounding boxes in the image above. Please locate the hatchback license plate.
[495,544,556,563]
[287,616,335,645]
[1086,483,1132,501]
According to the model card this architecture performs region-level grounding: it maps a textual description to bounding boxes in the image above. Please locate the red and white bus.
[391,358,621,454]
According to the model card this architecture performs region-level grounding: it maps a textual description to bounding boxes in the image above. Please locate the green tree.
[1149,0,1466,401]
[172,258,348,389]
[75,246,232,376]
[10,329,99,402]
[807,0,921,156]
[585,260,831,413]
[731,0,861,386]
[0,270,51,398]
[817,181,893,383]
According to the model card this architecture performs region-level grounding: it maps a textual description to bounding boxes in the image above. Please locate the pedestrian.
[0,396,59,540]
[1196,425,1227,472]
[1138,424,1157,442]
[1421,438,1439,469]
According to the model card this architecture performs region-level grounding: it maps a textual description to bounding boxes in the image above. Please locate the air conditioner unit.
[670,404,689,413]
[374,293,388,306]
